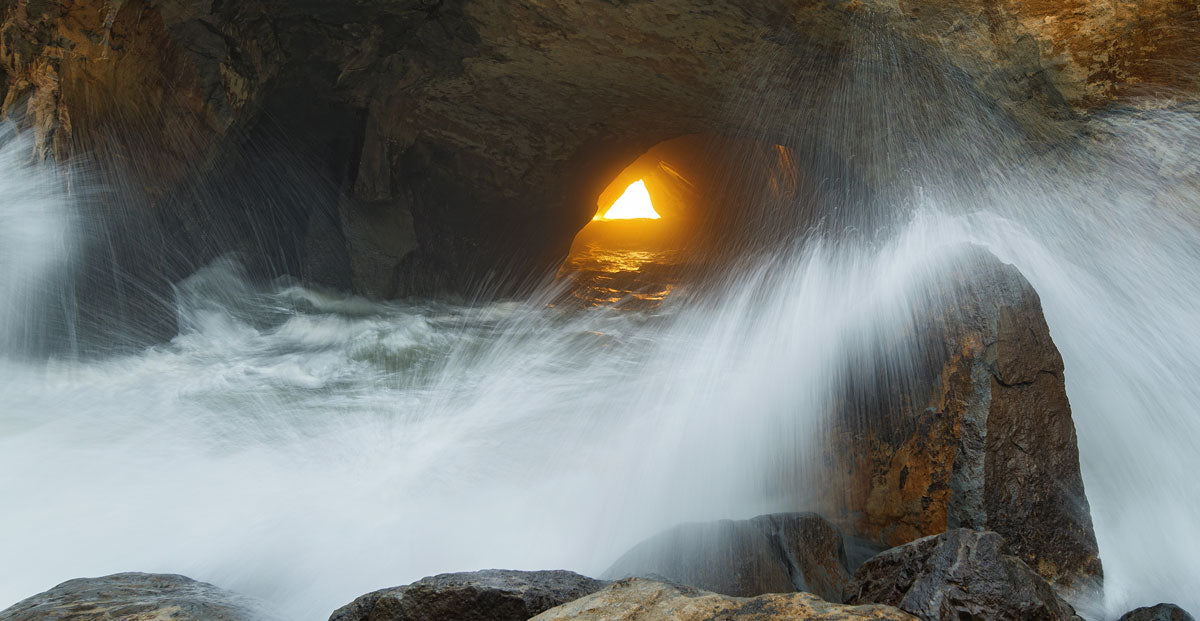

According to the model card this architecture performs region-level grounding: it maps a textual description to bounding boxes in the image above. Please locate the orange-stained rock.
[815,247,1102,602]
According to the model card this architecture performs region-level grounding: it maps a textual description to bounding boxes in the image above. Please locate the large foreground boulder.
[328,569,607,621]
[531,578,915,620]
[1119,604,1197,621]
[0,573,265,621]
[846,529,1079,620]
[604,512,851,602]
[816,247,1102,599]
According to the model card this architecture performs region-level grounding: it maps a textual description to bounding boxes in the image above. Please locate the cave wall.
[1,0,1197,317]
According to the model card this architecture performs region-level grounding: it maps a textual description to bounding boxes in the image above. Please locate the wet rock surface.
[328,569,607,621]
[846,529,1080,621]
[817,248,1102,598]
[755,513,856,602]
[1119,603,1197,621]
[531,577,915,621]
[605,512,851,602]
[0,572,266,621]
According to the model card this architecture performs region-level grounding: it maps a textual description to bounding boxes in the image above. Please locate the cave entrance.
[557,145,691,309]
[558,134,812,309]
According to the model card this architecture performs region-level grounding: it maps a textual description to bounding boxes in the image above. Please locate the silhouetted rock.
[1119,603,1197,621]
[532,578,915,620]
[328,569,607,621]
[846,529,1080,620]
[605,512,851,602]
[0,573,265,621]
[817,248,1102,599]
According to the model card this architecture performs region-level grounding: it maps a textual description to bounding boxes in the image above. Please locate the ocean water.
[1,85,1199,621]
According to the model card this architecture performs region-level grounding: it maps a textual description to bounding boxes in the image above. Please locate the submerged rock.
[1118,603,1197,621]
[846,529,1079,620]
[0,572,266,621]
[604,512,851,602]
[816,248,1102,599]
[328,569,607,621]
[532,577,914,620]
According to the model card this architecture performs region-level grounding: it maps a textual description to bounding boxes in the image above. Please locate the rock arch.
[0,0,1195,333]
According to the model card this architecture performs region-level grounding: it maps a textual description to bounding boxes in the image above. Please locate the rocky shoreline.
[0,251,1192,620]
[2,529,1193,621]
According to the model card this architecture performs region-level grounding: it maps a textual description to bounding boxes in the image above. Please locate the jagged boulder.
[604,512,851,602]
[815,248,1102,599]
[531,578,915,620]
[846,529,1080,620]
[0,573,266,621]
[328,569,607,621]
[1119,604,1197,621]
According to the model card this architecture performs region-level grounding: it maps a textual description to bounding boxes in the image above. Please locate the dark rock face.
[2,0,1194,322]
[605,512,851,602]
[846,529,1080,621]
[815,248,1102,599]
[1119,604,1197,621]
[532,578,916,621]
[328,569,607,621]
[0,572,266,621]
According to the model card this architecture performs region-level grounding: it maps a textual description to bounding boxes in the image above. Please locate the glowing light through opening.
[595,180,661,221]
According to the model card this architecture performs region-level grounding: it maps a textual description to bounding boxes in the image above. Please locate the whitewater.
[1,107,1199,620]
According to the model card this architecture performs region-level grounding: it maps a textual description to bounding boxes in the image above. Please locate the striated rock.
[846,529,1079,621]
[328,569,607,621]
[604,512,851,602]
[0,572,266,621]
[1119,603,1197,621]
[532,578,914,620]
[815,247,1102,599]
